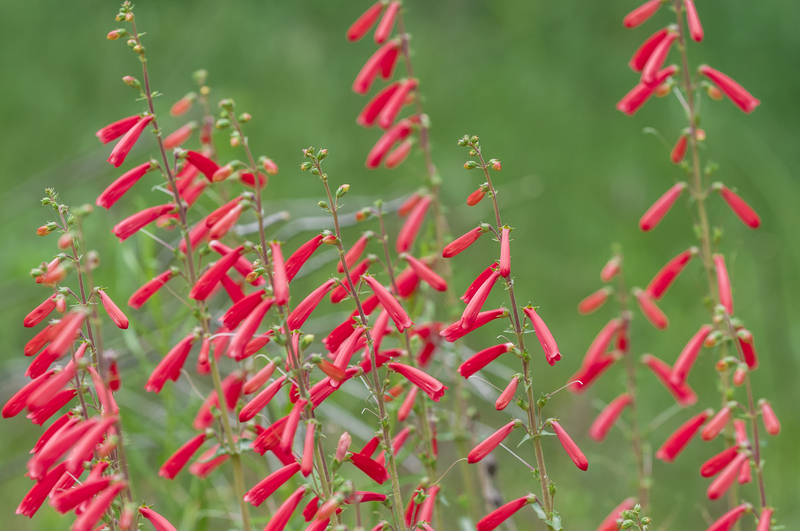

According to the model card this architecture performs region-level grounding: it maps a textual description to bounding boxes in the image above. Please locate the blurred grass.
[1,0,799,529]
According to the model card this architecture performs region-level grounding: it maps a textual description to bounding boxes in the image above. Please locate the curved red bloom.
[396,194,431,253]
[288,279,336,330]
[245,462,302,507]
[581,318,622,368]
[634,288,668,329]
[671,324,712,384]
[185,150,221,180]
[338,232,372,273]
[96,115,140,144]
[458,343,514,379]
[397,386,417,422]
[284,234,324,281]
[363,275,413,331]
[496,376,519,411]
[589,393,632,442]
[98,289,129,329]
[332,326,366,374]
[578,287,610,315]
[641,31,676,85]
[164,122,195,150]
[623,0,663,28]
[223,290,267,329]
[639,182,687,231]
[366,118,414,168]
[701,406,731,441]
[229,298,275,362]
[264,486,308,531]
[714,183,761,229]
[145,333,196,393]
[468,420,521,464]
[646,247,696,300]
[23,295,56,328]
[208,203,243,241]
[353,40,401,95]
[389,362,447,401]
[461,270,501,329]
[476,495,535,531]
[441,307,507,342]
[50,476,113,514]
[129,270,175,309]
[671,134,688,163]
[71,481,127,531]
[358,82,401,127]
[385,139,413,168]
[97,161,156,209]
[551,420,588,471]
[600,256,621,282]
[374,1,399,44]
[595,497,637,531]
[655,409,711,462]
[378,78,418,129]
[443,226,487,258]
[524,306,561,365]
[159,433,208,480]
[112,203,176,241]
[2,370,55,418]
[684,0,703,42]
[629,28,668,72]
[467,187,486,206]
[349,452,390,484]
[347,1,385,42]
[701,446,739,478]
[107,114,154,168]
[642,354,697,406]
[699,65,760,113]
[617,65,677,115]
[760,401,781,435]
[280,398,308,453]
[270,241,290,306]
[331,257,373,303]
[404,254,447,291]
[189,245,244,301]
[756,508,774,531]
[498,227,512,277]
[707,452,750,500]
[713,254,733,315]
[737,329,759,370]
[139,507,178,531]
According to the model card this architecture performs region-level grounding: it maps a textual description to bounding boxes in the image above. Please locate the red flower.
[244,462,301,507]
[641,31,677,85]
[288,279,336,330]
[170,94,195,117]
[629,28,668,72]
[617,65,677,115]
[623,0,663,28]
[71,481,127,531]
[441,307,507,342]
[26,365,77,411]
[107,114,154,167]
[331,257,373,303]
[2,371,55,418]
[639,182,687,231]
[280,398,308,453]
[363,275,413,331]
[144,333,196,393]
[578,287,610,315]
[468,420,521,463]
[600,256,621,282]
[458,343,514,379]
[301,422,316,477]
[98,289,128,329]
[129,270,175,309]
[701,446,739,478]
[97,161,157,209]
[403,254,447,292]
[581,318,622,368]
[366,118,414,168]
[476,495,535,531]
[589,393,632,442]
[713,254,733,315]
[496,376,519,411]
[385,139,412,168]
[159,433,208,480]
[443,226,488,258]
[23,295,57,328]
[634,288,668,329]
[655,409,711,462]
[596,498,636,531]
[347,1,385,42]
[396,194,431,253]
[96,115,140,144]
[269,241,290,305]
[338,232,372,273]
[349,452,390,484]
[374,1,400,43]
[684,0,703,42]
[701,406,731,441]
[398,386,417,421]
[461,270,501,329]
[164,122,195,150]
[358,82,400,127]
[378,78,418,129]
[707,452,749,500]
[646,247,696,300]
[642,354,697,406]
[524,306,561,365]
[264,486,308,531]
[550,420,588,471]
[760,400,781,435]
[285,234,325,281]
[467,187,486,206]
[699,65,760,113]
[498,227,512,277]
[112,203,176,241]
[16,461,67,517]
[671,324,712,384]
[50,476,113,514]
[189,245,244,300]
[568,352,621,393]
[185,150,221,180]
[240,376,286,422]
[713,183,761,229]
[756,508,774,531]
[388,362,447,401]
[332,326,366,373]
[139,507,179,531]
[209,204,243,240]
[353,40,401,94]
[737,329,759,370]
[671,134,688,163]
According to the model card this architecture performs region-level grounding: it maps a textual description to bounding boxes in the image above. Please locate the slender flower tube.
[468,420,522,464]
[185,150,220,180]
[16,462,68,517]
[28,419,93,479]
[23,295,56,328]
[646,247,696,300]
[596,498,637,531]
[96,115,140,144]
[164,122,196,149]
[223,291,267,329]
[353,40,401,94]
[2,371,55,418]
[50,477,113,514]
[524,306,561,365]
[285,234,325,281]
[441,308,507,342]
[27,389,76,425]
[578,287,610,315]
[568,352,621,393]
[634,288,668,329]
[467,187,486,206]
[388,362,448,401]
[264,486,308,531]
[301,423,316,477]
[331,257,373,303]
[144,333,196,393]
[397,386,417,422]
[349,452,390,484]
[461,270,501,329]
[378,78,418,129]
[701,407,731,441]
[707,452,750,500]
[655,409,711,462]
[713,254,733,315]
[671,134,688,163]
[374,1,399,43]
[639,182,687,231]
[338,232,372,273]
[458,343,514,379]
[701,446,739,478]
[358,82,400,127]
[600,256,621,282]
[287,279,336,330]
[129,270,174,309]
[642,354,697,406]
[396,195,432,253]
[550,420,588,471]
[347,1,386,42]
[139,507,178,531]
[112,203,176,241]
[499,227,511,277]
[366,118,414,168]
[699,65,761,113]
[476,495,535,531]
[617,65,678,115]
[26,365,77,411]
[582,318,622,367]
[641,31,677,85]
[209,204,243,240]
[684,0,704,42]
[443,226,488,258]
[496,376,519,411]
[270,241,290,306]
[589,393,633,442]
[280,399,308,453]
[623,0,663,28]
[244,462,302,507]
[71,481,127,531]
[107,114,154,168]
[363,275,413,331]
[159,433,208,480]
[671,324,712,384]
[228,297,275,361]
[760,400,781,435]
[97,289,128,329]
[737,329,759,370]
[629,28,668,72]
[756,508,774,531]
[403,254,447,291]
[332,326,366,373]
[713,183,761,229]
[398,193,421,217]
[189,245,244,300]
[24,324,55,357]
[96,161,157,209]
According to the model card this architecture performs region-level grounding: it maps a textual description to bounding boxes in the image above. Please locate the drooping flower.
[496,376,519,411]
[23,295,57,328]
[639,182,687,231]
[363,275,413,331]
[71,481,128,531]
[671,324,712,384]
[270,241,290,305]
[600,256,621,282]
[713,254,733,315]
[646,247,696,300]
[347,1,386,42]
[107,114,154,168]
[467,187,486,206]
[476,495,536,531]
[97,289,128,329]
[128,270,175,309]
[524,306,561,365]
[403,254,447,291]
[468,420,521,463]
[244,462,302,506]
[707,452,750,500]
[240,376,286,422]
[756,508,774,531]
[287,279,336,330]
[353,40,401,94]
[50,476,113,514]
[550,420,588,471]
[699,65,760,113]
[189,245,244,300]
[358,82,401,127]
[264,486,309,531]
[596,497,637,531]
[655,409,711,462]
[144,333,197,393]
[367,118,414,168]
[96,115,141,144]
[629,28,668,72]
[671,134,688,163]
[441,307,507,342]
[388,362,447,401]
[458,343,514,379]
[568,352,622,393]
[701,446,739,477]
[634,288,669,329]
[642,354,697,406]
[139,507,179,531]
[349,452,390,484]
[170,93,195,117]
[581,318,622,367]
[498,227,512,277]
[759,400,781,435]
[461,270,501,329]
[737,329,759,370]
[374,1,400,43]
[617,65,678,115]
[443,226,488,258]
[713,183,761,229]
[396,195,431,253]
[112,203,176,241]
[285,234,325,281]
[2,370,55,418]
[97,161,157,209]
[684,0,703,42]
[378,78,418,129]
[185,150,221,180]
[701,407,731,441]
[578,287,610,315]
[159,433,208,480]
[641,31,677,85]
[164,122,196,150]
[280,398,308,453]
[623,0,663,28]
[589,393,632,442]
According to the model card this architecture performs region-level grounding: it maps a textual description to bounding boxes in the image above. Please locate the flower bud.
[262,158,279,175]
[464,161,478,170]
[107,29,127,40]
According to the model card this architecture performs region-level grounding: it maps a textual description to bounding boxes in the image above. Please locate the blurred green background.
[2,0,798,529]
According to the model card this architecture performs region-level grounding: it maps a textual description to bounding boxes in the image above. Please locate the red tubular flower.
[699,65,760,113]
[684,0,703,42]
[374,1,399,43]
[97,290,128,329]
[366,118,413,168]
[26,365,77,411]
[443,226,487,258]
[331,257,372,303]
[170,93,195,117]
[227,299,274,361]
[496,376,519,411]
[112,203,176,241]
[568,352,620,393]
[655,409,711,462]
[396,195,431,253]
[378,78,418,129]
[403,254,447,291]
[107,114,154,167]
[332,326,366,373]
[629,28,668,72]
[301,423,316,477]
[178,218,212,254]
[415,484,439,525]
[760,401,781,435]
[358,82,400,127]
[623,0,663,28]
[467,187,486,206]
[458,343,514,379]
[639,182,687,231]
[16,461,68,517]
[524,306,561,365]
[468,420,521,463]
[138,507,178,531]
[385,139,413,168]
[646,247,696,300]
[582,318,622,367]
[193,372,245,430]
[363,275,413,331]
[96,115,140,144]
[24,324,55,357]
[2,371,55,418]
[671,134,688,163]
[287,279,336,330]
[589,393,632,442]
[713,183,761,229]
[476,495,535,531]
[280,398,308,453]
[550,420,588,471]
[347,1,385,41]
[223,291,266,330]
[498,227,512,277]
[596,497,637,531]
[64,415,117,476]
[129,270,174,309]
[738,458,752,485]
[671,324,712,384]
[159,433,208,480]
[209,204,243,240]
[389,362,447,401]
[285,234,324,281]
[39,311,85,363]
[441,307,507,342]
[338,232,372,273]
[185,150,221,180]
[26,389,76,425]
[600,256,621,282]
[395,386,417,423]
[642,354,697,406]
[634,288,668,329]
[701,446,739,477]
[264,487,309,531]
[71,481,128,531]
[707,452,750,500]
[244,462,301,507]
[617,65,678,115]
[642,31,677,85]
[578,287,610,315]
[144,333,196,393]
[757,508,774,531]
[50,476,113,514]
[97,161,156,209]
[353,40,401,94]
[164,122,195,150]
[738,329,759,370]
[349,452,390,484]
[461,270,501,329]
[23,295,56,328]
[240,376,286,422]
[701,407,731,441]
[713,254,733,315]
[270,241,290,305]
[189,245,244,300]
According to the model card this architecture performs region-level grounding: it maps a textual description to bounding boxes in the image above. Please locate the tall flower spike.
[476,495,535,531]
[388,362,448,402]
[107,114,154,168]
[550,420,588,471]
[655,409,711,462]
[396,194,432,253]
[112,203,176,241]
[524,306,561,365]
[589,393,632,442]
[713,183,761,229]
[699,65,760,113]
[684,0,703,42]
[639,182,687,231]
[468,420,522,463]
[347,1,386,42]
[713,254,734,315]
[623,0,663,28]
